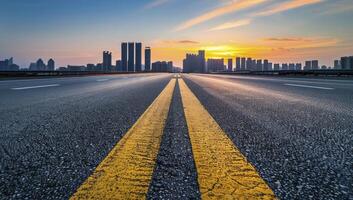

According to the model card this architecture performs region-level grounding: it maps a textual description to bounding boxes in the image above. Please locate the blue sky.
[1,0,353,67]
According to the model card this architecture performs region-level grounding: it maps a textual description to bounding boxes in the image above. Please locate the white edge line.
[284,83,334,90]
[11,84,60,90]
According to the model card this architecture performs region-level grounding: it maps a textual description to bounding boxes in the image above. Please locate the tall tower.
[145,47,151,71]
[135,42,142,72]
[198,50,206,73]
[121,43,128,71]
[103,51,112,71]
[47,59,55,71]
[227,58,233,71]
[236,57,241,71]
[128,42,135,72]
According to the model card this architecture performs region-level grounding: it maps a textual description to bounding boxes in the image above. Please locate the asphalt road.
[1,73,353,199]
[183,74,353,199]
[0,73,172,199]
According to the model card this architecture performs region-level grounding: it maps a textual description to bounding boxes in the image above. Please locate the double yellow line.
[71,77,276,199]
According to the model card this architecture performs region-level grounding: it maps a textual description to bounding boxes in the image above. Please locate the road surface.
[0,73,352,199]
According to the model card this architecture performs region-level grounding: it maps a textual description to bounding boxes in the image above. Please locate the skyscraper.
[263,59,269,71]
[304,61,312,70]
[198,50,206,72]
[135,42,142,72]
[334,60,340,69]
[274,64,280,70]
[241,57,246,70]
[47,59,55,71]
[256,59,262,71]
[121,43,128,71]
[235,57,241,71]
[312,60,319,69]
[103,51,112,71]
[128,42,135,72]
[183,50,206,73]
[36,59,46,71]
[145,47,151,71]
[246,58,252,71]
[227,58,233,71]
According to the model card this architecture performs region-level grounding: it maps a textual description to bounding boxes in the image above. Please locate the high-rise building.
[241,57,246,70]
[295,63,302,71]
[103,51,112,71]
[207,58,225,72]
[145,47,151,71]
[289,63,295,70]
[342,56,353,70]
[246,58,252,71]
[263,59,269,71]
[235,57,241,71]
[274,64,280,71]
[256,59,262,71]
[36,59,46,71]
[183,50,206,73]
[334,60,340,69]
[304,61,312,70]
[128,42,135,72]
[268,62,273,71]
[135,42,142,72]
[152,61,173,72]
[282,63,288,70]
[227,58,233,71]
[198,50,206,73]
[47,59,55,71]
[312,60,319,69]
[121,43,128,71]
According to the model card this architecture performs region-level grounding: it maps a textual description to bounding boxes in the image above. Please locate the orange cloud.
[209,18,251,31]
[174,0,267,31]
[254,0,323,16]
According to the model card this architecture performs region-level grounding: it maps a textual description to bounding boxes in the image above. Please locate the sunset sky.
[1,0,353,68]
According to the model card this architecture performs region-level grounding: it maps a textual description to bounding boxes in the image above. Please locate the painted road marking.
[71,78,176,199]
[284,83,334,90]
[11,84,60,90]
[179,78,276,199]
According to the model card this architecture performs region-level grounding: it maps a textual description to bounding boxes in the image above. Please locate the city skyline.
[1,0,353,67]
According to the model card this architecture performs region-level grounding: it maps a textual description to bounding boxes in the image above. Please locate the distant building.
[246,58,252,71]
[128,42,135,72]
[268,62,273,71]
[340,56,353,70]
[289,63,295,70]
[135,42,142,72]
[295,63,302,71]
[36,59,46,71]
[312,60,319,69]
[334,60,340,69]
[0,57,19,71]
[145,47,151,71]
[103,51,112,71]
[263,59,269,71]
[47,59,55,71]
[256,59,262,71]
[87,64,95,71]
[67,65,86,71]
[227,58,233,71]
[274,64,280,71]
[282,63,288,70]
[241,57,246,70]
[235,57,241,71]
[207,58,225,72]
[183,50,206,73]
[304,61,312,70]
[121,42,128,71]
[152,61,172,72]
[116,60,122,72]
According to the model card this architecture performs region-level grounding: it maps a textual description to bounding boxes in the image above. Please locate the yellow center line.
[71,78,176,200]
[178,78,276,199]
